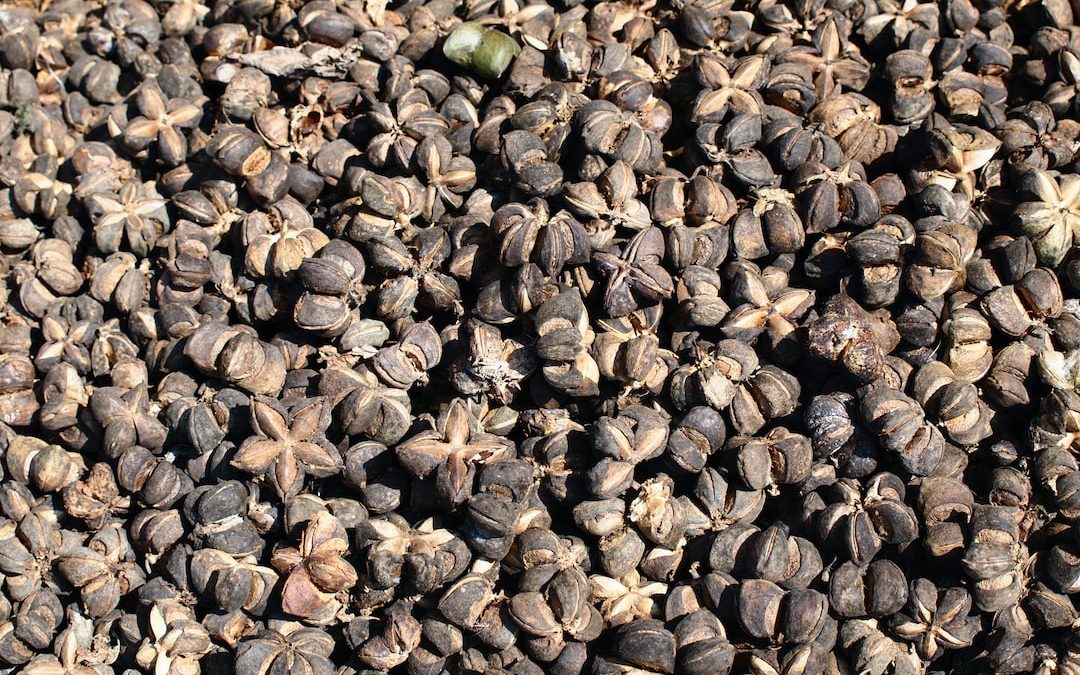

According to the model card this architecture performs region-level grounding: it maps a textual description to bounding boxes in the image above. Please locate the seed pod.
[608,619,676,674]
[724,427,812,490]
[629,475,687,548]
[912,361,993,446]
[962,505,1027,612]
[829,560,908,618]
[444,23,521,79]
[184,323,287,395]
[859,387,944,476]
[5,435,83,493]
[806,293,899,385]
[534,289,600,397]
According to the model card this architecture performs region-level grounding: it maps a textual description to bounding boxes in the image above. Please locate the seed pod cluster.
[0,0,1079,673]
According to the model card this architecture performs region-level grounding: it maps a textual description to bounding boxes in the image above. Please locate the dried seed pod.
[396,399,513,507]
[829,560,908,618]
[294,239,366,337]
[450,319,535,404]
[890,578,980,661]
[962,505,1027,612]
[941,297,993,383]
[319,362,411,445]
[806,293,899,384]
[576,99,662,175]
[1013,169,1080,266]
[271,511,356,622]
[729,365,800,436]
[911,361,994,446]
[906,221,978,302]
[724,428,812,490]
[982,267,1063,337]
[805,392,878,478]
[184,323,287,395]
[629,475,687,548]
[816,474,919,565]
[666,406,726,475]
[0,355,37,427]
[917,477,974,558]
[134,601,213,675]
[493,199,590,276]
[731,189,804,259]
[859,387,944,476]
[63,463,129,531]
[5,435,83,493]
[985,342,1035,408]
[606,619,676,674]
[534,289,600,397]
[235,626,334,675]
[57,524,145,617]
[232,396,340,500]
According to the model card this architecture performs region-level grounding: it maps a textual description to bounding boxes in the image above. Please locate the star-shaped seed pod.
[89,384,167,457]
[56,524,145,617]
[235,626,335,675]
[231,396,342,499]
[364,87,449,171]
[84,180,170,258]
[839,618,923,675]
[271,511,357,622]
[690,54,769,123]
[576,99,662,174]
[782,17,871,99]
[449,319,536,404]
[119,79,203,166]
[590,568,669,627]
[492,198,591,276]
[1013,169,1080,267]
[133,601,213,675]
[889,579,980,661]
[362,228,462,319]
[722,259,813,358]
[593,226,674,318]
[396,399,514,505]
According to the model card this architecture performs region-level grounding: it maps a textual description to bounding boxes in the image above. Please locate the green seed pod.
[443,22,485,67]
[473,31,520,79]
[443,22,520,79]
